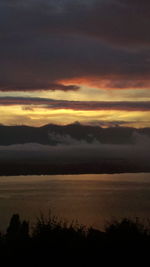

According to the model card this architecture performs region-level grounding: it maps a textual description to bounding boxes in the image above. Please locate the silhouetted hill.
[0,123,150,146]
[0,125,49,145]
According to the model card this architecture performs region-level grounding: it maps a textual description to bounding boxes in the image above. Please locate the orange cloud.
[59,76,150,90]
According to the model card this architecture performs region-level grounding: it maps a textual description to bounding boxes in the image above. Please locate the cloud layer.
[0,97,150,111]
[0,0,150,91]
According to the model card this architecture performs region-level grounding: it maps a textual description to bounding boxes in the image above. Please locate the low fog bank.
[0,132,149,163]
[0,132,149,175]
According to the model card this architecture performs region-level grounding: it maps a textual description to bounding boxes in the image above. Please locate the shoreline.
[0,166,150,176]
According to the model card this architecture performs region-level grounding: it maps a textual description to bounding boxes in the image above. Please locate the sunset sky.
[1,0,150,128]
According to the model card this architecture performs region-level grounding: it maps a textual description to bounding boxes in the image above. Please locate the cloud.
[0,133,149,171]
[0,0,150,91]
[0,97,150,111]
[0,82,79,92]
[82,120,137,128]
[1,0,150,47]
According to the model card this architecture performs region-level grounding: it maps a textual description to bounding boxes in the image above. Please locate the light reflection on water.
[0,173,150,231]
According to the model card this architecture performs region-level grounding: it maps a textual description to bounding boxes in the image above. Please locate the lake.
[0,173,150,231]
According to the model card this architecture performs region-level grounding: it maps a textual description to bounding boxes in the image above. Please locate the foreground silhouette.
[0,214,150,266]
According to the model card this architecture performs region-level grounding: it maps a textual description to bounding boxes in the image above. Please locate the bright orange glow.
[0,105,150,128]
[59,77,111,89]
[59,76,150,90]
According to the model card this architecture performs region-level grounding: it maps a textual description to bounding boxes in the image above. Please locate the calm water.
[0,173,150,231]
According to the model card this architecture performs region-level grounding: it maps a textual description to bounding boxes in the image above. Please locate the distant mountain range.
[0,123,150,146]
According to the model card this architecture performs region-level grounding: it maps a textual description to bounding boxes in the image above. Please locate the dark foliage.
[0,214,150,266]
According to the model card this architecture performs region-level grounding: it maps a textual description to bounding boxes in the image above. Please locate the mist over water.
[0,132,150,171]
[0,173,150,232]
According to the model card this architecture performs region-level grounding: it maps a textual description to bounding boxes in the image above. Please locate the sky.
[0,0,150,127]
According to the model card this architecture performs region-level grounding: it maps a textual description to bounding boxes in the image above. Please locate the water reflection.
[0,173,150,231]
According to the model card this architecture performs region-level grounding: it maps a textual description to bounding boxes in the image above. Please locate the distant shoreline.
[0,162,150,176]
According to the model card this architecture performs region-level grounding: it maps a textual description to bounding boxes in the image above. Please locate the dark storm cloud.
[0,97,150,111]
[1,0,150,46]
[0,0,150,91]
[0,82,79,92]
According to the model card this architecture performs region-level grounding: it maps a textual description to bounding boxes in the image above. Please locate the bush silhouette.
[0,214,150,266]
[6,214,29,242]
